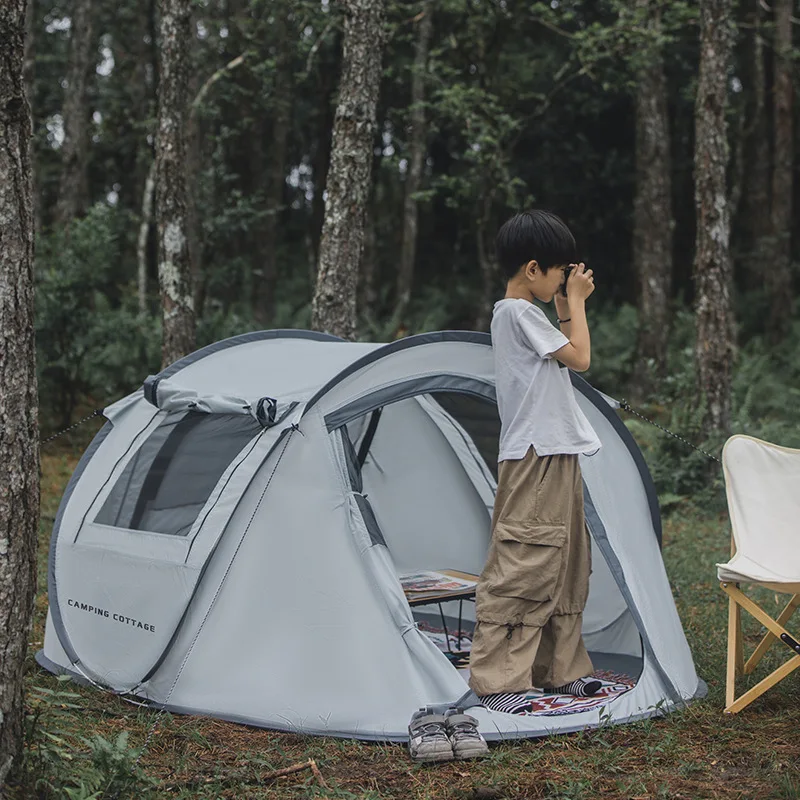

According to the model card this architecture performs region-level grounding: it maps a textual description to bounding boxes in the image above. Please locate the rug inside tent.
[418,620,636,716]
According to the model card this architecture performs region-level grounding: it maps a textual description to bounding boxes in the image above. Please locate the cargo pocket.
[484,521,566,602]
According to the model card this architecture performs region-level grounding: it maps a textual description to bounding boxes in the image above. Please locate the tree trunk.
[0,1,40,786]
[767,0,793,343]
[310,90,334,272]
[475,185,498,332]
[694,0,735,439]
[631,0,673,402]
[312,0,386,340]
[394,0,433,323]
[743,0,770,266]
[255,3,293,327]
[187,53,247,319]
[55,0,93,225]
[156,0,195,368]
[309,60,337,274]
[360,191,378,319]
[24,0,41,237]
[137,159,156,313]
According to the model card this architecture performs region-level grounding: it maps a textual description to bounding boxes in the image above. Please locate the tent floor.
[415,610,644,698]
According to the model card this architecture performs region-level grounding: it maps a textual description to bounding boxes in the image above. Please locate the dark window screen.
[430,393,500,481]
[95,411,261,536]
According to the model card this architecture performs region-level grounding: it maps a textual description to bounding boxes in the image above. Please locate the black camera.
[560,265,574,297]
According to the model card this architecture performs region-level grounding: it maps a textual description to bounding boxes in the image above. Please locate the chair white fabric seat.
[718,434,800,714]
[717,554,800,586]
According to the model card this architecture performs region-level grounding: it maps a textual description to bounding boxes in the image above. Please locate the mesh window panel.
[430,393,500,480]
[95,411,262,536]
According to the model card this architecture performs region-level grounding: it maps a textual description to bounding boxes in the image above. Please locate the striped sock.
[478,692,534,715]
[544,677,602,697]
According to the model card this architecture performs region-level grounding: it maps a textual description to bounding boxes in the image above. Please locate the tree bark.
[767,0,793,343]
[312,0,386,340]
[310,83,334,272]
[694,0,735,439]
[255,3,293,327]
[475,184,499,332]
[0,0,40,786]
[55,0,93,225]
[743,0,770,263]
[156,0,195,367]
[24,0,41,237]
[395,0,433,323]
[187,53,247,318]
[137,159,156,313]
[631,0,673,401]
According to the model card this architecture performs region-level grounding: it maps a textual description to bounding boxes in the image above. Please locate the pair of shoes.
[543,676,602,697]
[407,708,489,762]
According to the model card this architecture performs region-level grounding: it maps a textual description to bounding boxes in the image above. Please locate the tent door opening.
[336,391,645,694]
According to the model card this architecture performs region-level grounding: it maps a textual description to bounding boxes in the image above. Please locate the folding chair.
[717,435,800,714]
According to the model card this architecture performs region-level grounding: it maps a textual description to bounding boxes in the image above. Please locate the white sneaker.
[408,709,454,762]
[444,709,489,759]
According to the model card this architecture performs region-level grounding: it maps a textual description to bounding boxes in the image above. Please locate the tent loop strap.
[618,399,722,464]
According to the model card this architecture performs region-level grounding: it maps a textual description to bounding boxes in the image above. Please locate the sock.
[478,692,534,715]
[544,676,602,697]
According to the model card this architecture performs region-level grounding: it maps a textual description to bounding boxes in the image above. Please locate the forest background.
[26,0,800,508]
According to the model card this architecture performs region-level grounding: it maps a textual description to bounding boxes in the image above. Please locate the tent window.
[95,411,261,536]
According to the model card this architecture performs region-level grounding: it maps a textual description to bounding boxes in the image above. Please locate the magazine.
[399,570,477,594]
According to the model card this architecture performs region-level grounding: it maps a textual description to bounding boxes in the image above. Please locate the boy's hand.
[566,262,594,303]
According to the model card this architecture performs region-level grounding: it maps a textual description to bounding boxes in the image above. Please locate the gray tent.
[38,329,704,741]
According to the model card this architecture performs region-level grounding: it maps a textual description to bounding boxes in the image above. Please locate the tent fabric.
[718,435,800,585]
[38,329,703,741]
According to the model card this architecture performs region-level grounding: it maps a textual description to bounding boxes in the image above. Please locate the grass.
[9,424,800,799]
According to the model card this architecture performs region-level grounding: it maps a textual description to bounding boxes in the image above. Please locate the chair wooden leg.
[744,593,800,675]
[725,654,800,714]
[725,585,795,639]
[726,591,743,708]
[721,585,800,713]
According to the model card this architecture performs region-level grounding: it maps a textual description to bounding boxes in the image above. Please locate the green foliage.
[36,205,160,428]
[603,305,800,514]
[18,677,156,799]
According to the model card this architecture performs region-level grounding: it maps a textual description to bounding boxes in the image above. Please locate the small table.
[403,570,478,656]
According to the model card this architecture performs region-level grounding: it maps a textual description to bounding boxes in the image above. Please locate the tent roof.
[144,330,382,404]
[143,330,493,408]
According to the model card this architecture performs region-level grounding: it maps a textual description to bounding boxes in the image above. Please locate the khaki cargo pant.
[468,447,593,695]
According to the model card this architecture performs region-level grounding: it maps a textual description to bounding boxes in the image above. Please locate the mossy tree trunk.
[395,0,433,325]
[693,0,735,439]
[0,0,40,786]
[766,0,793,343]
[55,0,93,225]
[312,0,386,341]
[156,0,196,367]
[631,0,673,402]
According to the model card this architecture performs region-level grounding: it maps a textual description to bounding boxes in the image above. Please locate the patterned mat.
[514,670,635,716]
[419,623,634,716]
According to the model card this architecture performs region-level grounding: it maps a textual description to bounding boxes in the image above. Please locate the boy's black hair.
[495,210,577,281]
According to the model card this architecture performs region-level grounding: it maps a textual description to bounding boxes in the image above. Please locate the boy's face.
[525,261,568,303]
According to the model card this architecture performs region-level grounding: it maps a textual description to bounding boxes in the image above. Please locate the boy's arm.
[552,264,594,372]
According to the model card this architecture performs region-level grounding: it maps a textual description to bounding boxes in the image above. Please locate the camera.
[560,265,574,297]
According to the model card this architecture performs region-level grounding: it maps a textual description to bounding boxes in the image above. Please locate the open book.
[399,570,477,596]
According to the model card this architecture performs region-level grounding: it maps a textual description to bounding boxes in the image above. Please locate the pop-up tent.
[38,329,704,741]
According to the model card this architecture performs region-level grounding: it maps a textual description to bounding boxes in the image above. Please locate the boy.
[468,210,602,712]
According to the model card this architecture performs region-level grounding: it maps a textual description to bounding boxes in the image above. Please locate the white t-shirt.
[491,298,602,461]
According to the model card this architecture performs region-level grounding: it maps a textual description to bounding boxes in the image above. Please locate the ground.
[11,428,800,799]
